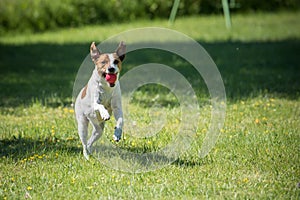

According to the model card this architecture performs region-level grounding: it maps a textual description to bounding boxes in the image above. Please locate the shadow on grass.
[0,136,207,169]
[0,39,299,108]
[0,137,81,160]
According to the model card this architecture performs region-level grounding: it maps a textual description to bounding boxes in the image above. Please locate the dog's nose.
[108,67,115,73]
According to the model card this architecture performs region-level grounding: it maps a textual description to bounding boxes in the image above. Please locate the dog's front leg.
[112,87,123,142]
[113,110,123,142]
[93,90,110,121]
[94,103,110,121]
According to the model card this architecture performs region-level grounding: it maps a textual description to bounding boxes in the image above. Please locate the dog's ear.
[115,41,126,61]
[90,42,101,63]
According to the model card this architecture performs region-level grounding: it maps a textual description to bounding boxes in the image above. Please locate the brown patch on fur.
[81,85,88,99]
[95,54,110,76]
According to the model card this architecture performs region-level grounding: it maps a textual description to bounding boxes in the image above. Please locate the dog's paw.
[113,127,122,142]
[99,108,110,121]
[95,104,110,121]
[83,148,91,160]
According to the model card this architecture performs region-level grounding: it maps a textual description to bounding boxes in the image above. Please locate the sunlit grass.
[0,97,299,199]
[0,11,299,44]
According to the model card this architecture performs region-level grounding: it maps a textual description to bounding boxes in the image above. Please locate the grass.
[0,11,300,199]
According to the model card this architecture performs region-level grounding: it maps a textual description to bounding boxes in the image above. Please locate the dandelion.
[27,186,33,191]
[214,148,219,153]
[242,178,249,183]
[131,141,136,147]
[51,126,55,136]
[69,109,74,114]
[86,186,93,190]
[11,177,15,182]
[255,119,260,124]
[71,177,76,184]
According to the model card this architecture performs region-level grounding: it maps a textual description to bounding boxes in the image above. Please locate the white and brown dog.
[75,41,126,160]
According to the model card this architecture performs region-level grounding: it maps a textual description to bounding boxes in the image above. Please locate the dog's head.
[90,41,126,87]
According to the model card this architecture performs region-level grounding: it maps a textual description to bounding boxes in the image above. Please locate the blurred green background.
[1,0,299,35]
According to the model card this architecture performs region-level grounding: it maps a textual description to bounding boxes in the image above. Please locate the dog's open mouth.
[104,73,117,87]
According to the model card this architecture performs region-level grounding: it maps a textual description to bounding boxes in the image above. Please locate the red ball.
[105,74,117,84]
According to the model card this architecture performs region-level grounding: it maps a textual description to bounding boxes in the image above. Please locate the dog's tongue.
[105,74,117,84]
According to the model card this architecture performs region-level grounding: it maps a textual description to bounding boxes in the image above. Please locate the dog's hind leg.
[87,120,104,154]
[77,116,90,160]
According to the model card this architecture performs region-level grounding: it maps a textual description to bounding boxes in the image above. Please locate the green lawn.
[0,11,300,199]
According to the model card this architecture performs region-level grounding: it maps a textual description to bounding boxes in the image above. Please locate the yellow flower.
[255,119,260,124]
[71,177,76,184]
[243,178,249,183]
[69,109,74,113]
[27,186,33,190]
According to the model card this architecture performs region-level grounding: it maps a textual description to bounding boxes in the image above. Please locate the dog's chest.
[98,90,113,108]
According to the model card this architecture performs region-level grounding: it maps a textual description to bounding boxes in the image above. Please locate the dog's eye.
[113,60,119,65]
[101,61,107,65]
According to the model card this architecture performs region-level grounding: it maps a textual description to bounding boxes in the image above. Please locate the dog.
[75,41,126,160]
